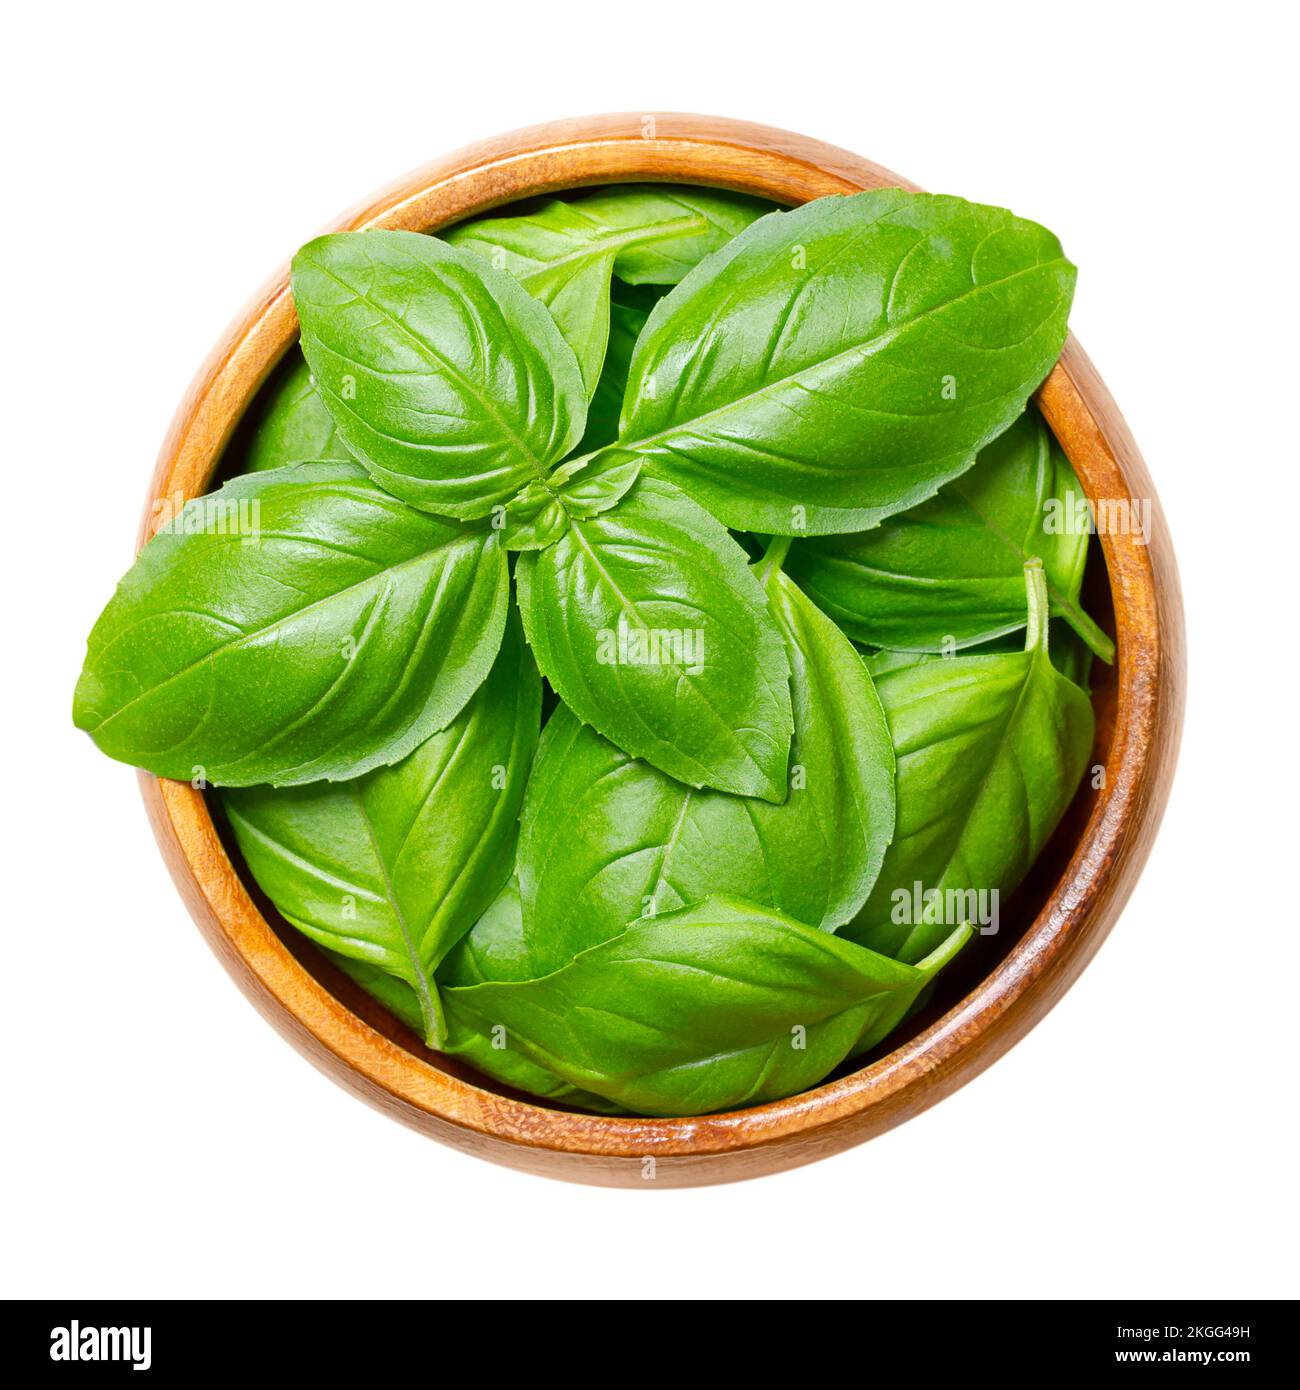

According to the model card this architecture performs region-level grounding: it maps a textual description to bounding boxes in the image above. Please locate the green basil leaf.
[445,895,943,1116]
[73,461,508,786]
[322,891,620,1110]
[320,949,428,1033]
[860,647,938,678]
[332,946,589,1094]
[576,187,772,284]
[445,187,767,289]
[841,562,1094,962]
[235,352,352,472]
[861,617,1085,674]
[762,563,896,909]
[518,242,621,398]
[577,289,657,452]
[496,482,569,552]
[597,190,1075,535]
[442,998,625,1111]
[847,922,974,1059]
[555,450,644,516]
[498,449,646,552]
[515,476,794,800]
[514,567,894,968]
[864,617,1096,683]
[435,882,622,1110]
[785,409,1115,661]
[1051,619,1097,692]
[445,188,767,398]
[862,635,1019,678]
[438,878,538,986]
[220,606,537,1045]
[292,230,585,518]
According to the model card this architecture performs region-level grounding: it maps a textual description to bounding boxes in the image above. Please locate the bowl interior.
[205,174,1119,1118]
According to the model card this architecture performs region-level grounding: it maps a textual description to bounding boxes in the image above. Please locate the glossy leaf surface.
[222,609,537,1044]
[515,566,894,969]
[237,352,351,472]
[293,231,585,517]
[577,285,659,452]
[73,462,508,785]
[445,188,766,396]
[327,894,618,1110]
[841,563,1094,961]
[786,409,1114,660]
[516,476,794,800]
[446,896,945,1116]
[599,190,1075,535]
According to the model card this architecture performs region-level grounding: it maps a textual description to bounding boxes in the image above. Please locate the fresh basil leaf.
[323,894,619,1110]
[332,954,600,1103]
[438,878,537,986]
[517,241,622,399]
[864,616,1098,687]
[862,621,1061,675]
[578,187,773,284]
[441,884,624,1110]
[292,230,585,518]
[497,482,569,551]
[221,606,537,1045]
[443,996,625,1110]
[495,452,644,552]
[864,639,1006,678]
[1050,616,1097,692]
[445,895,950,1116]
[591,190,1075,535]
[578,290,654,452]
[320,949,427,1033]
[73,461,508,786]
[786,409,1114,661]
[445,188,767,398]
[549,449,643,518]
[761,561,896,910]
[515,476,794,800]
[445,186,768,289]
[235,351,352,472]
[841,562,1094,962]
[514,566,894,968]
[861,647,938,678]
[848,922,974,1059]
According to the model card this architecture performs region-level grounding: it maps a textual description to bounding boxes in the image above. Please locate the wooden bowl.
[138,114,1185,1187]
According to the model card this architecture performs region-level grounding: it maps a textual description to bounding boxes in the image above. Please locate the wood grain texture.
[135,113,1185,1187]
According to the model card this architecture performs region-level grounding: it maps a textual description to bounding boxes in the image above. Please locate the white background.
[4,1,1295,1301]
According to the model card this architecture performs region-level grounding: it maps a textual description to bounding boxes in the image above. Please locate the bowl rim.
[136,112,1185,1187]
